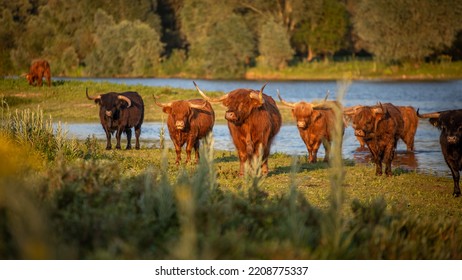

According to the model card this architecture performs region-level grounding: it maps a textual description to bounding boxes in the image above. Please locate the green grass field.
[1,78,461,260]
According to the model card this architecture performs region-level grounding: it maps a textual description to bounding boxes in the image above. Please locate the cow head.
[154,96,206,131]
[86,88,131,124]
[418,109,462,145]
[352,104,388,139]
[343,105,364,127]
[194,81,266,125]
[278,90,332,129]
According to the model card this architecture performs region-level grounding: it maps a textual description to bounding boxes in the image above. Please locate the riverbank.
[244,61,462,81]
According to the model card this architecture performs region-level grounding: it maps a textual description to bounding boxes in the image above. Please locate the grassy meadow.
[1,77,461,260]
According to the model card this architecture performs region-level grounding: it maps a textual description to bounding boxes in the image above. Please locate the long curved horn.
[193,81,228,103]
[277,89,296,108]
[86,88,101,101]
[416,109,440,119]
[118,95,131,108]
[250,82,268,103]
[324,90,330,102]
[188,100,207,110]
[343,105,362,116]
[371,107,383,115]
[153,95,172,108]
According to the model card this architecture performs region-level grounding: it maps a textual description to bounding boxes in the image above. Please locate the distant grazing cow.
[278,91,344,163]
[417,109,462,197]
[345,105,417,151]
[154,97,215,164]
[86,88,144,150]
[194,81,281,176]
[351,103,404,176]
[26,59,51,87]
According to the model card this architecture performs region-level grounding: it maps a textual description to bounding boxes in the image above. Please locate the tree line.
[1,0,461,79]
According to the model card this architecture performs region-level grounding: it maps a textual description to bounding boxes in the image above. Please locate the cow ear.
[429,118,440,128]
[162,107,172,114]
[312,110,322,122]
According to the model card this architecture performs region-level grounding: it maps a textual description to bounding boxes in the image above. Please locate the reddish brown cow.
[398,106,418,151]
[155,97,215,165]
[278,92,344,163]
[26,59,51,87]
[345,105,418,151]
[352,103,404,176]
[194,81,281,176]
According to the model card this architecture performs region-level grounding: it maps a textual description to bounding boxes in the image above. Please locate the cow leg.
[452,171,461,197]
[308,140,322,163]
[134,125,141,150]
[185,140,193,164]
[261,149,270,175]
[375,160,383,176]
[193,141,200,164]
[407,137,415,152]
[245,135,254,156]
[308,149,318,163]
[447,162,461,197]
[322,139,331,162]
[37,73,43,87]
[383,145,395,176]
[173,141,182,165]
[307,145,319,163]
[373,149,383,176]
[357,136,366,149]
[125,128,132,150]
[238,150,247,177]
[115,128,123,149]
[104,129,112,150]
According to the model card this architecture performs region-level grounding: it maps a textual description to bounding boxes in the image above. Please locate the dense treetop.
[1,0,461,78]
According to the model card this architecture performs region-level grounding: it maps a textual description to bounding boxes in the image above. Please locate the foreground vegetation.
[1,79,462,259]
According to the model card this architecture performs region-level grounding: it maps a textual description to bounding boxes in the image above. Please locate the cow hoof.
[106,147,111,150]
[453,193,461,198]
[126,147,132,150]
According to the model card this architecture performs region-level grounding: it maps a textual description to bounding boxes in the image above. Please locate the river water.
[61,77,462,176]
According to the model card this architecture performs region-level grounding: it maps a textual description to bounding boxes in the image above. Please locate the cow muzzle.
[225,111,238,122]
[354,129,366,137]
[297,121,307,129]
[447,135,459,144]
[175,120,185,130]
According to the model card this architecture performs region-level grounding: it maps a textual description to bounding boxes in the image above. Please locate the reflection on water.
[57,78,461,177]
[352,149,418,171]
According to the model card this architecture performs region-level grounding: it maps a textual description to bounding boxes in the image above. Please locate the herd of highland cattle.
[25,59,462,197]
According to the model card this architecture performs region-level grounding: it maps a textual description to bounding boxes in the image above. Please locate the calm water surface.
[61,78,462,176]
